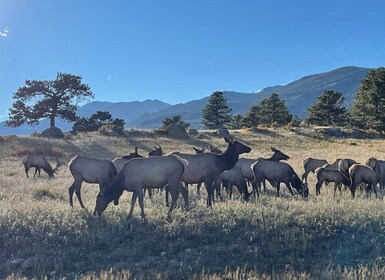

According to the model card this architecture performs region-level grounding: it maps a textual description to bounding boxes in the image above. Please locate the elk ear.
[224,136,234,143]
[134,146,138,153]
[271,147,277,152]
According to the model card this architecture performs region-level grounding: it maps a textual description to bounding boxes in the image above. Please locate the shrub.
[12,147,35,157]
[32,186,64,201]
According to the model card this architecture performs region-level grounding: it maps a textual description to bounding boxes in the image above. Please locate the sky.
[1,0,385,122]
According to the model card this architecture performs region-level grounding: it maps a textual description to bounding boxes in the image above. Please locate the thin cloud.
[107,75,118,80]
[0,27,9,38]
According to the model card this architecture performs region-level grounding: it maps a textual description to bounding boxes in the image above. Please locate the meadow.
[1,128,385,279]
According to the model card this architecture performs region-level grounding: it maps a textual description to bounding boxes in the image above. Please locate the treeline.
[200,67,385,131]
[5,67,385,134]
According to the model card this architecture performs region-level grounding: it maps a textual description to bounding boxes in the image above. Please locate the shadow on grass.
[2,201,385,279]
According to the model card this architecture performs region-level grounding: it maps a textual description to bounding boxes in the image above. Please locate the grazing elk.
[68,155,118,208]
[93,154,188,219]
[314,166,351,197]
[252,160,308,198]
[348,164,378,198]
[22,155,61,178]
[365,157,385,190]
[235,147,289,195]
[172,137,251,207]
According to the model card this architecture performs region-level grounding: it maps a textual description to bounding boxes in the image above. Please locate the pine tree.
[6,73,93,128]
[241,105,261,127]
[306,90,347,126]
[201,91,232,129]
[350,67,385,131]
[229,114,244,129]
[258,93,292,126]
[162,115,191,129]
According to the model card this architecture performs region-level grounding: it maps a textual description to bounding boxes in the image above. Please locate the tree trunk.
[50,116,55,128]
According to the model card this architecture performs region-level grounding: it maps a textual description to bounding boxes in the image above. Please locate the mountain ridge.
[0,66,370,135]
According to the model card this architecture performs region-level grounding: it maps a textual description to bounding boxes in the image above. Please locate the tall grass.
[1,129,385,279]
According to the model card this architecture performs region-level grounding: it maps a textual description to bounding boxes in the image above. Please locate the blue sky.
[1,0,385,122]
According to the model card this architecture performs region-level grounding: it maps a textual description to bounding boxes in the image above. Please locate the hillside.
[0,66,370,134]
[132,66,369,128]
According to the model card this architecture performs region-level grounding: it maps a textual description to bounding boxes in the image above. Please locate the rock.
[314,127,343,137]
[188,128,199,136]
[166,123,188,138]
[216,128,230,137]
[40,127,64,139]
[21,256,38,271]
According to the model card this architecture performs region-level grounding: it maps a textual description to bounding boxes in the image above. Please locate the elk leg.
[197,182,201,196]
[129,192,138,217]
[284,182,294,196]
[165,185,170,207]
[205,181,214,207]
[252,180,260,198]
[167,186,180,219]
[176,182,189,211]
[33,168,38,178]
[301,171,309,183]
[316,180,322,196]
[137,189,145,219]
[68,181,79,208]
[25,166,29,178]
[75,184,85,209]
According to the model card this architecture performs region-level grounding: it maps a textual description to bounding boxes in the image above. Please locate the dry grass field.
[2,128,385,279]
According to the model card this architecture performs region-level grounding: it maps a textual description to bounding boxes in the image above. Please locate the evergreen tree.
[258,93,292,126]
[350,67,385,131]
[162,115,191,129]
[306,90,347,126]
[201,91,232,129]
[242,105,261,127]
[6,73,93,128]
[229,114,244,129]
[72,111,124,134]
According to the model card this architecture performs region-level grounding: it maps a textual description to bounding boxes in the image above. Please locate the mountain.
[0,99,171,135]
[0,66,370,134]
[131,66,370,128]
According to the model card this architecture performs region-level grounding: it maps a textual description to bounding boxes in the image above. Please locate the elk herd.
[21,136,385,219]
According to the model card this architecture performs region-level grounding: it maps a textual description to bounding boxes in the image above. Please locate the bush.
[32,186,64,201]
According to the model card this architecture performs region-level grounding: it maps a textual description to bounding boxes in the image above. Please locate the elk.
[112,146,144,172]
[235,147,289,195]
[302,158,328,183]
[314,166,351,197]
[22,155,61,178]
[365,157,385,190]
[148,145,163,157]
[348,164,378,198]
[252,160,308,198]
[213,167,253,201]
[192,146,205,154]
[172,137,251,207]
[68,155,118,208]
[93,154,188,219]
[208,145,222,154]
